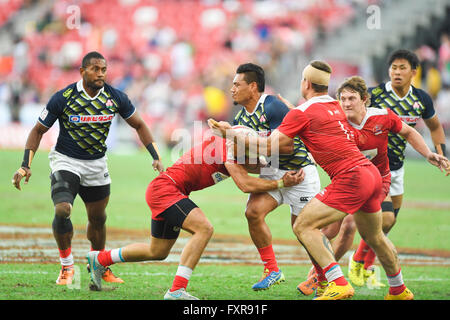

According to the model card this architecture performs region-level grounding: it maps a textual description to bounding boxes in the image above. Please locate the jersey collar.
[385,81,412,100]
[77,79,104,100]
[244,93,267,116]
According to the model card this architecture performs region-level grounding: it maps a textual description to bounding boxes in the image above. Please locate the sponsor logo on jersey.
[399,115,420,124]
[69,114,114,123]
[373,124,383,135]
[258,130,271,137]
[211,172,229,184]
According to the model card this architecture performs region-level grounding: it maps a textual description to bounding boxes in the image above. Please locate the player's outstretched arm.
[398,122,449,174]
[276,93,296,109]
[208,118,293,158]
[125,111,164,172]
[12,122,49,190]
[225,162,304,193]
[424,115,446,157]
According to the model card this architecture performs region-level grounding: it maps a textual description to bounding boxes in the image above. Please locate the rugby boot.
[252,269,285,291]
[56,265,75,285]
[164,288,199,300]
[385,287,414,300]
[348,253,365,286]
[297,267,318,295]
[314,281,354,300]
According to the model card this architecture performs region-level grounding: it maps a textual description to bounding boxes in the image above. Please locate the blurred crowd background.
[0,0,449,154]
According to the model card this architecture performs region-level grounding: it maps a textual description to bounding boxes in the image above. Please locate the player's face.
[340,89,366,121]
[231,73,253,104]
[389,58,416,89]
[81,58,107,90]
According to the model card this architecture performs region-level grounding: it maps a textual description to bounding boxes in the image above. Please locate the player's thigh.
[80,185,110,222]
[50,170,80,205]
[246,192,279,219]
[353,209,383,242]
[149,236,178,259]
[294,197,347,231]
[182,207,213,236]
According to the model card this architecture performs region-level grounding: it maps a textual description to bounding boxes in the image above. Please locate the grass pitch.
[0,149,449,301]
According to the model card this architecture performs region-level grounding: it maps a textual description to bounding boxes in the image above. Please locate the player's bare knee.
[200,222,214,239]
[88,212,107,227]
[54,202,72,219]
[245,206,263,222]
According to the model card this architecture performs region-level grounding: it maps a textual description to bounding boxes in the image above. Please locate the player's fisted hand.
[12,167,32,191]
[276,94,295,109]
[282,169,305,187]
[152,159,164,173]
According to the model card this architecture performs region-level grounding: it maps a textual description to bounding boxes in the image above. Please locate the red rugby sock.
[323,262,348,286]
[257,245,279,273]
[364,249,376,270]
[353,239,370,262]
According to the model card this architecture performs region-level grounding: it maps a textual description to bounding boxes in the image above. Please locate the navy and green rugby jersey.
[38,80,136,160]
[369,81,435,170]
[233,94,312,170]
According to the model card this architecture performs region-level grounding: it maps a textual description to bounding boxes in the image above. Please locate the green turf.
[1,149,449,300]
[1,149,448,249]
[0,263,449,300]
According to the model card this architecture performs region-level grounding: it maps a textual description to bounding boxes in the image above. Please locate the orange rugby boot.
[56,265,75,285]
[86,264,124,283]
[102,267,124,283]
[297,267,318,296]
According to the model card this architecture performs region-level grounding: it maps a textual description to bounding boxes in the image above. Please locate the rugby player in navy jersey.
[347,49,447,285]
[231,63,321,290]
[11,52,164,286]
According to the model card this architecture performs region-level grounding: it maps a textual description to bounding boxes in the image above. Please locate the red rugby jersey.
[348,108,403,177]
[164,134,230,195]
[277,95,371,179]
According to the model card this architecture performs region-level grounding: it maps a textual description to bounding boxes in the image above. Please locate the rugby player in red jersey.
[209,60,430,300]
[86,126,304,299]
[293,76,449,295]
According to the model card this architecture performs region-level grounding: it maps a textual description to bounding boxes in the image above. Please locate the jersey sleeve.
[277,109,309,139]
[387,109,403,134]
[38,91,64,128]
[415,88,435,120]
[264,96,289,130]
[108,86,136,119]
[118,91,136,119]
[368,84,384,107]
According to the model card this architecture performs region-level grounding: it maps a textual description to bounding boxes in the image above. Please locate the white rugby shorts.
[389,166,404,197]
[48,148,111,187]
[259,164,321,216]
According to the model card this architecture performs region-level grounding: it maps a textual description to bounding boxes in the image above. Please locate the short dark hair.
[388,49,419,70]
[236,63,265,92]
[82,51,106,68]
